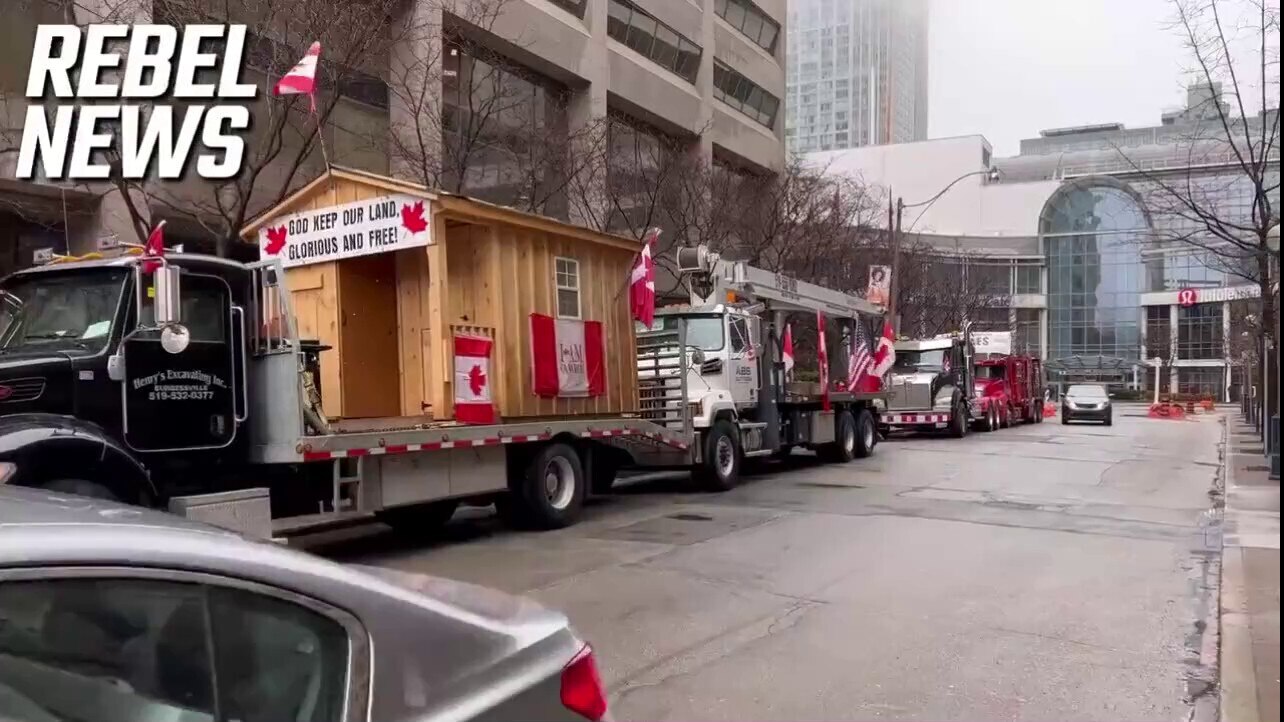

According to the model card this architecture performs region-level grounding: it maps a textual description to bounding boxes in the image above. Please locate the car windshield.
[1067,384,1108,399]
[894,348,946,371]
[0,269,127,356]
[975,364,1005,380]
[637,314,725,351]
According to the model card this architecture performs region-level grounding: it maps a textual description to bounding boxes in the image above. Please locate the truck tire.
[819,409,859,463]
[695,420,742,491]
[852,409,876,459]
[42,479,119,501]
[949,402,969,438]
[509,443,586,529]
[376,500,459,535]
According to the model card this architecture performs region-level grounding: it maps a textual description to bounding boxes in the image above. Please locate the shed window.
[555,257,581,319]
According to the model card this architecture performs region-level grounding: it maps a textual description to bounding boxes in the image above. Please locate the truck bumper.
[883,412,952,426]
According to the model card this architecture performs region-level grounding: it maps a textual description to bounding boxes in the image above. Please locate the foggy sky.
[928,0,1192,157]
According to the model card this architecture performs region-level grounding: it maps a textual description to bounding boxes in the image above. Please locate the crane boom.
[677,245,884,319]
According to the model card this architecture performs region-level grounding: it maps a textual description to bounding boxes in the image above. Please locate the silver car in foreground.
[0,486,609,722]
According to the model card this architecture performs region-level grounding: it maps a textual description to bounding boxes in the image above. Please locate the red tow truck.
[972,332,1044,430]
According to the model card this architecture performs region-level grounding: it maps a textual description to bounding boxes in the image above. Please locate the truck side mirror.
[107,352,125,381]
[153,264,182,327]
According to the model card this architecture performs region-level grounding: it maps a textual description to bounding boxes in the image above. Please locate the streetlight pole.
[886,167,1000,335]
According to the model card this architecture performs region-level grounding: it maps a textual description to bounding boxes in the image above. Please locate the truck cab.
[0,252,257,502]
[637,305,761,433]
[882,331,977,436]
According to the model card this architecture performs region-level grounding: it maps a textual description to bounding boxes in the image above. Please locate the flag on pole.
[629,228,660,328]
[274,41,321,112]
[817,311,830,411]
[782,323,795,379]
[140,220,166,274]
[869,320,897,379]
[846,321,874,391]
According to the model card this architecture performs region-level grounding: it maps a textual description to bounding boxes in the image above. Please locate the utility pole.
[886,193,903,334]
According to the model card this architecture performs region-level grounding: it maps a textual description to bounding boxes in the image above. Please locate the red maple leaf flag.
[274,41,321,112]
[630,228,660,327]
[401,201,429,235]
[869,320,897,379]
[141,220,166,274]
[782,323,795,379]
[264,225,288,255]
[817,311,830,411]
[467,363,487,397]
[454,334,494,424]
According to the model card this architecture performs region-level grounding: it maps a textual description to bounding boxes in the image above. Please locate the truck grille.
[637,330,686,431]
[0,377,45,403]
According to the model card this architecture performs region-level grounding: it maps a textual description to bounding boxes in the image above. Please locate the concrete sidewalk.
[1222,416,1280,722]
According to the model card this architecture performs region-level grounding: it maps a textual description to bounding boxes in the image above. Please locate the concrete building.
[785,0,928,154]
[1,0,786,274]
[808,83,1280,400]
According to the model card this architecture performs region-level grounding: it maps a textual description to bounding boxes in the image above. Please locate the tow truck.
[971,331,1045,429]
[0,244,888,538]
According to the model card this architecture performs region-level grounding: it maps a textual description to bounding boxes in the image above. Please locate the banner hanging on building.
[866,265,891,306]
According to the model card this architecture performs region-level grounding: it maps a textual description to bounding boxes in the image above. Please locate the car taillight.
[561,643,608,721]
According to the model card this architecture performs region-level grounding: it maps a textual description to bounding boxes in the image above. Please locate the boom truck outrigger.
[0,181,888,538]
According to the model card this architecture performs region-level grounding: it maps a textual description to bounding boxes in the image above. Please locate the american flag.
[846,320,875,390]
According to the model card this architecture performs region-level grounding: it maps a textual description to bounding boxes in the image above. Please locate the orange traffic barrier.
[1042,401,1057,418]
[1149,402,1188,419]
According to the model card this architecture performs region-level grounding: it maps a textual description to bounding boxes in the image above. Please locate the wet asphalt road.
[320,408,1225,721]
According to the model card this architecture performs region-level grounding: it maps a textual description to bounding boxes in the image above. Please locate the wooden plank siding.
[241,168,640,423]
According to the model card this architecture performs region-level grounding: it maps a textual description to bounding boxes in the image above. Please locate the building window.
[716,0,781,54]
[713,60,780,128]
[1178,367,1225,398]
[607,0,702,83]
[1015,263,1041,294]
[1041,180,1147,369]
[1145,305,1171,359]
[1015,308,1040,355]
[546,0,587,18]
[555,257,581,318]
[1177,303,1223,360]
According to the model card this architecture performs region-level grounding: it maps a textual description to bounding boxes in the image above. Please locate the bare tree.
[1114,0,1279,345]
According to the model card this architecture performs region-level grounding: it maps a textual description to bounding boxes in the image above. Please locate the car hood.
[353,564,568,637]
[888,370,936,385]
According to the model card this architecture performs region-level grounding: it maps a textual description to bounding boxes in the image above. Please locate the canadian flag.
[140,220,166,275]
[817,311,830,411]
[274,41,321,111]
[531,314,605,398]
[869,320,897,379]
[630,228,660,327]
[454,334,494,424]
[781,323,795,378]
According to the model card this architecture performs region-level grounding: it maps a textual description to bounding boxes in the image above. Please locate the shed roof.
[238,166,643,253]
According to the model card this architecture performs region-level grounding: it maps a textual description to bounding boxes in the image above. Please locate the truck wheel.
[820,410,859,463]
[852,409,876,459]
[695,420,742,491]
[43,479,119,501]
[509,443,585,529]
[376,500,459,535]
[949,402,969,438]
